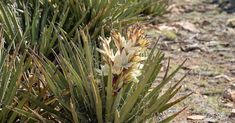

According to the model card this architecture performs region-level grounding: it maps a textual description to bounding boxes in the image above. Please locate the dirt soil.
[145,0,235,122]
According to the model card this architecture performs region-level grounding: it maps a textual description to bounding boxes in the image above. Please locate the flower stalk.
[97,26,150,95]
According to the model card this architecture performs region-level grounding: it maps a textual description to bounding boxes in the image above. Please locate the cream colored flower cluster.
[97,26,149,94]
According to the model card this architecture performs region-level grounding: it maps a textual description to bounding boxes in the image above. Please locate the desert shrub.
[24,27,190,123]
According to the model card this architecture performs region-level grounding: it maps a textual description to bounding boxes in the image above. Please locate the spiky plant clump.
[0,1,189,122]
[21,26,191,123]
[0,0,169,57]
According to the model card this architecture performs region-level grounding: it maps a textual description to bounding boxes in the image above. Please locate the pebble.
[227,18,235,27]
[230,109,235,118]
[214,74,231,82]
[230,69,235,75]
[223,85,235,102]
[223,102,234,108]
[187,115,206,120]
[205,118,218,123]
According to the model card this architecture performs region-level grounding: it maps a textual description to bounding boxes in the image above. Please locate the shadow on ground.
[211,0,235,13]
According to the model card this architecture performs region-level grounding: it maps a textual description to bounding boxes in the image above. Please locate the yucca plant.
[0,1,188,122]
[26,26,190,123]
[0,28,27,122]
[0,0,168,57]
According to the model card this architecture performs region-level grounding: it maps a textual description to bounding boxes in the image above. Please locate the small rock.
[205,41,220,47]
[200,71,219,77]
[212,48,231,52]
[231,84,235,89]
[180,44,205,52]
[231,69,235,75]
[187,115,206,120]
[168,4,190,15]
[182,65,199,70]
[203,95,208,99]
[227,18,235,27]
[228,59,235,63]
[223,85,235,102]
[205,118,218,123]
[229,109,235,118]
[214,74,231,82]
[223,102,234,108]
[201,20,211,26]
[174,21,199,33]
[232,92,235,102]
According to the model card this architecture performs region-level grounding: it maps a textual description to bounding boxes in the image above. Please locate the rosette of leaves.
[27,27,190,123]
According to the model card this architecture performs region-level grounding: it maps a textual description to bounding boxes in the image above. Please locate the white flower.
[97,26,150,94]
[96,64,110,76]
[112,50,133,74]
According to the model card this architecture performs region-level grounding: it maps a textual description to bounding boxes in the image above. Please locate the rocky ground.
[145,0,235,122]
